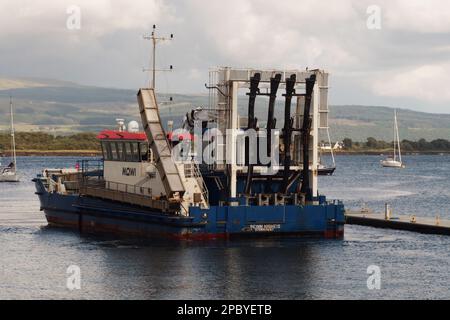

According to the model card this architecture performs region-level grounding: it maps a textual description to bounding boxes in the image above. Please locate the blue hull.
[34,178,345,240]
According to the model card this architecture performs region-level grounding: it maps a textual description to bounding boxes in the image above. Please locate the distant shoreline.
[1,150,449,157]
[335,150,450,156]
[1,150,101,157]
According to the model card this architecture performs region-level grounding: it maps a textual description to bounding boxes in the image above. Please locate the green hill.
[0,77,449,141]
[329,105,450,141]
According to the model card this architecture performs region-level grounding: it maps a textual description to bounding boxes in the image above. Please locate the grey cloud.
[0,0,449,113]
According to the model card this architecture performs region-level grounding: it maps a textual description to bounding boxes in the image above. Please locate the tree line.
[342,137,450,151]
[0,132,100,151]
[1,132,449,153]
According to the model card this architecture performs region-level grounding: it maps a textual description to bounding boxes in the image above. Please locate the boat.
[318,140,337,176]
[381,110,405,168]
[0,97,19,182]
[32,29,344,240]
[318,163,336,176]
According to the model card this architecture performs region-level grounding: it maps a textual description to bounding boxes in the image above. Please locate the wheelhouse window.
[140,142,149,161]
[101,140,146,162]
[110,142,118,160]
[117,142,124,161]
[130,142,139,162]
[101,141,113,160]
[124,142,133,162]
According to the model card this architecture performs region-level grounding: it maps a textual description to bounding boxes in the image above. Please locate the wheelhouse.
[97,130,149,162]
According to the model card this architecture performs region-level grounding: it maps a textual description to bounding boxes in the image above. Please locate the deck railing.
[79,177,179,213]
[105,181,153,198]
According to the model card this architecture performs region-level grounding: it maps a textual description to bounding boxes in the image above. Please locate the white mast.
[393,109,397,162]
[326,127,336,167]
[10,96,17,171]
[395,110,402,163]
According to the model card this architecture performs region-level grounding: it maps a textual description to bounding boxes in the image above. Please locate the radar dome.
[128,121,139,133]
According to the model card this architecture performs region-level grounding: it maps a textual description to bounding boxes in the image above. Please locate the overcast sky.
[1,0,450,113]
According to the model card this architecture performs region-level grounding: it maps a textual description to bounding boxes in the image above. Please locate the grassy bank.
[0,132,100,152]
[335,150,450,155]
[1,132,450,156]
[340,137,450,154]
[13,150,101,156]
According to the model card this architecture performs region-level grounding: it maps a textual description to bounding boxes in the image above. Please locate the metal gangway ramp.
[137,88,185,199]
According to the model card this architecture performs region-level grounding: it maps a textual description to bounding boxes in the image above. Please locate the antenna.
[116,118,126,132]
[143,25,174,90]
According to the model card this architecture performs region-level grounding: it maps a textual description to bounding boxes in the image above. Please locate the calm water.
[0,155,449,300]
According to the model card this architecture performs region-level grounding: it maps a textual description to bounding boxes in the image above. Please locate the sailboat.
[381,110,405,168]
[0,97,19,182]
[318,127,336,176]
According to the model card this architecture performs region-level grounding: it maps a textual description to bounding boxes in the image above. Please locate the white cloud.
[372,63,450,103]
[188,0,360,69]
[187,68,202,80]
[0,0,174,37]
[384,0,450,33]
[1,0,450,110]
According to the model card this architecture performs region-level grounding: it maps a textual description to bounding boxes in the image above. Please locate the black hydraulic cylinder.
[300,75,317,201]
[266,74,282,158]
[281,74,297,193]
[264,74,282,193]
[244,73,261,195]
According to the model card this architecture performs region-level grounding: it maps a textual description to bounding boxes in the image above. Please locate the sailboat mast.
[10,96,17,170]
[395,110,402,163]
[327,127,336,167]
[393,110,396,161]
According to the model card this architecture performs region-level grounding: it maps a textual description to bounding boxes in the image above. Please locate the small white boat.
[318,127,337,176]
[0,97,19,182]
[0,166,18,182]
[380,158,403,168]
[381,110,405,169]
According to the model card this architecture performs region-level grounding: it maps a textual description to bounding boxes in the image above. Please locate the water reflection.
[1,156,450,299]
